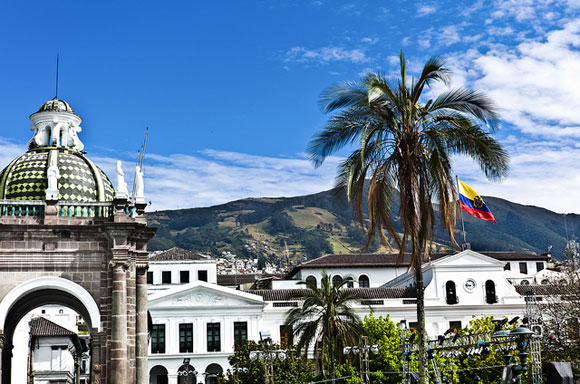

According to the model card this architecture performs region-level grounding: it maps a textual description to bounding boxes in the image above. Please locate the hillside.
[145,188,579,265]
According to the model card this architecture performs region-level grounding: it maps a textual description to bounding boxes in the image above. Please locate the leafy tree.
[541,242,580,378]
[285,272,364,382]
[222,340,314,384]
[308,51,509,384]
[364,314,404,384]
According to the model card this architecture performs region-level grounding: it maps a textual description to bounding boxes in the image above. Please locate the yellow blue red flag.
[457,179,495,223]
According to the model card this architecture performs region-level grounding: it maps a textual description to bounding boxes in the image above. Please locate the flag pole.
[456,175,467,246]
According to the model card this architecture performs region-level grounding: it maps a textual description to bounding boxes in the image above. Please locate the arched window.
[305,275,317,287]
[205,363,223,384]
[446,281,458,305]
[150,365,169,384]
[358,275,370,288]
[345,278,354,288]
[485,280,497,304]
[332,275,343,287]
[177,364,197,384]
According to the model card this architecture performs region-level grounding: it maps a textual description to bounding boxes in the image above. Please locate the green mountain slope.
[146,188,577,263]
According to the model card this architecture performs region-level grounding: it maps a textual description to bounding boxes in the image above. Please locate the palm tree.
[285,272,364,382]
[308,52,509,384]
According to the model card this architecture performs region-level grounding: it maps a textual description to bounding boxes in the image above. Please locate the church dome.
[35,99,75,114]
[0,98,116,203]
[0,147,115,202]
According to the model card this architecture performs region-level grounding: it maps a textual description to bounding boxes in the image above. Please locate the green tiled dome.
[0,147,114,202]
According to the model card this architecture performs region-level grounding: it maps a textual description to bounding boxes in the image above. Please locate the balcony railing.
[0,199,136,218]
[0,200,45,216]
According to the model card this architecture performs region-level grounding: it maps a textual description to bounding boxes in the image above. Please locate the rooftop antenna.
[132,127,149,199]
[55,54,60,99]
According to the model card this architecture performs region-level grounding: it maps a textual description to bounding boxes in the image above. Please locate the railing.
[0,199,136,218]
[0,200,45,216]
[57,201,114,218]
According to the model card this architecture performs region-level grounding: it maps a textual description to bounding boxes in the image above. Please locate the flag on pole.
[457,179,496,223]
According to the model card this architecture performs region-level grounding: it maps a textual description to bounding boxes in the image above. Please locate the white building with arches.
[145,248,551,383]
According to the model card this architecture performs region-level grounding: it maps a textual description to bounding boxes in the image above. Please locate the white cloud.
[138,150,340,211]
[284,46,370,64]
[417,4,437,16]
[471,19,580,137]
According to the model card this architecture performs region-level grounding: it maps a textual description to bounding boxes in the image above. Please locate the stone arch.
[0,277,101,383]
[0,277,101,331]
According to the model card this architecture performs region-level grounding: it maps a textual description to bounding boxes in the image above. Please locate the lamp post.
[343,336,379,384]
[177,359,197,384]
[250,332,287,384]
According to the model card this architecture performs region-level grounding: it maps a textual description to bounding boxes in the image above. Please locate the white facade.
[148,282,264,384]
[32,335,77,384]
[148,259,217,288]
[147,249,550,382]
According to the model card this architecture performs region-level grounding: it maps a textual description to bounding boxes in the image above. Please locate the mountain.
[145,188,579,264]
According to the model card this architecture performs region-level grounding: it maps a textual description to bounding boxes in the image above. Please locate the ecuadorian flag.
[457,179,496,223]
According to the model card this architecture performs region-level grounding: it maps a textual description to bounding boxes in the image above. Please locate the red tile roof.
[248,287,416,301]
[29,317,75,337]
[287,251,548,277]
[149,247,209,261]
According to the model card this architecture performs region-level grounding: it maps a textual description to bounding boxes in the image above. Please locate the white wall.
[149,260,217,285]
[296,266,408,288]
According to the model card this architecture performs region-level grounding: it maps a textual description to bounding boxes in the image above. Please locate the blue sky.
[1,0,580,212]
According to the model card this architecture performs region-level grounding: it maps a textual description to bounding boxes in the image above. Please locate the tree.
[284,272,364,382]
[222,340,314,384]
[308,52,509,384]
[541,241,580,378]
[364,314,404,384]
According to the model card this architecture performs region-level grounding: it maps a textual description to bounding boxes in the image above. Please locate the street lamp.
[250,335,288,384]
[343,336,379,384]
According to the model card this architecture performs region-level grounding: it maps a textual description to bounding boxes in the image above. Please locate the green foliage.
[363,314,405,384]
[222,340,314,384]
[433,316,517,384]
[285,273,364,380]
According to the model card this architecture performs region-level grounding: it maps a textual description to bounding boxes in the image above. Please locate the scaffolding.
[524,294,543,384]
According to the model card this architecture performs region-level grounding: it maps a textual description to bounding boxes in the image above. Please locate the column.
[111,261,128,383]
[136,265,149,384]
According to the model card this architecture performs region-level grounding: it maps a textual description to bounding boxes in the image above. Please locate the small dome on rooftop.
[36,99,75,114]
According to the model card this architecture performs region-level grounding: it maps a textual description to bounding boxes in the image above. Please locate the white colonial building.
[146,247,552,383]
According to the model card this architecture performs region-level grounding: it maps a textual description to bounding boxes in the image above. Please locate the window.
[151,324,166,353]
[162,271,171,284]
[519,262,528,275]
[179,323,193,353]
[147,271,153,284]
[280,324,294,346]
[346,279,354,288]
[449,321,462,333]
[504,263,511,271]
[358,275,370,288]
[234,322,248,348]
[332,275,343,287]
[180,271,190,284]
[305,275,317,287]
[207,323,221,352]
[51,346,67,370]
[198,270,208,282]
[536,262,545,272]
[485,280,497,304]
[445,281,458,305]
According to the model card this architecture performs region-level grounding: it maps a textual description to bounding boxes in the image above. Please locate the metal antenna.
[55,54,60,99]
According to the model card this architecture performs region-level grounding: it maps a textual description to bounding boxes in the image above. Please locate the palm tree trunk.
[330,342,336,384]
[415,263,429,384]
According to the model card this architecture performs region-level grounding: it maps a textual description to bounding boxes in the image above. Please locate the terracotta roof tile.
[149,247,209,261]
[288,251,548,277]
[29,317,75,337]
[248,287,416,301]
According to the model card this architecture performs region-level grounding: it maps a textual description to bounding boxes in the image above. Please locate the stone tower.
[0,99,156,384]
